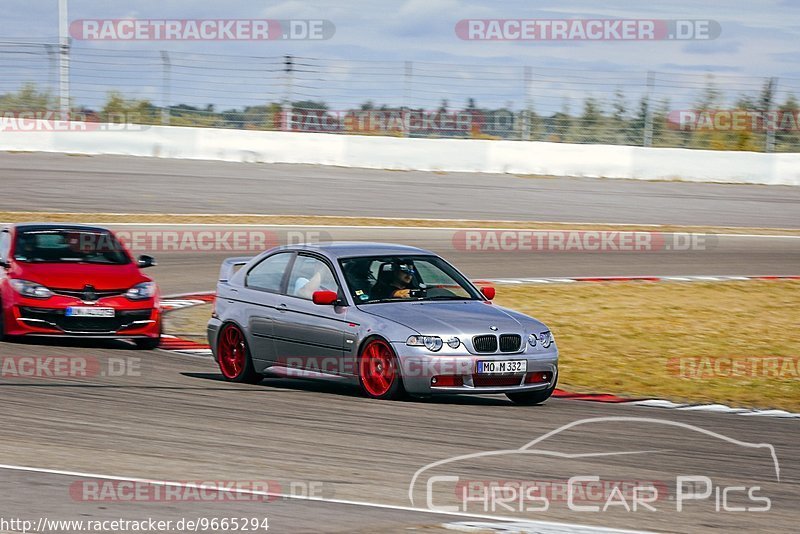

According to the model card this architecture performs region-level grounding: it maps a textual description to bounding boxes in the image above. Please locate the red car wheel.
[358,337,406,400]
[217,323,262,384]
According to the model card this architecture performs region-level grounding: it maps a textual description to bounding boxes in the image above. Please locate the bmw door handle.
[278,303,288,312]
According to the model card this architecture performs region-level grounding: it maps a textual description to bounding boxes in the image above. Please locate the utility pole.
[161,51,171,125]
[283,55,293,131]
[58,0,70,120]
[643,71,655,147]
[765,77,777,153]
[402,61,412,137]
[522,66,532,141]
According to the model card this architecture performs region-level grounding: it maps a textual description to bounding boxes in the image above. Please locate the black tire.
[134,320,162,350]
[217,323,262,384]
[506,383,556,406]
[134,337,160,350]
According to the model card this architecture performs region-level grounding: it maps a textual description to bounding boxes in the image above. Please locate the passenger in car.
[294,261,335,299]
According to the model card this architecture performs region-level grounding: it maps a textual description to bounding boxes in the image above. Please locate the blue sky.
[1,0,798,114]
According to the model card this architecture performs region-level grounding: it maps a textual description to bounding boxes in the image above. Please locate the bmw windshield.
[339,255,482,303]
[13,229,130,265]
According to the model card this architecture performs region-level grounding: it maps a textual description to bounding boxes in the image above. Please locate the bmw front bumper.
[392,342,559,395]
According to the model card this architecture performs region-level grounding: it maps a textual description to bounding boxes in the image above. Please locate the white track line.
[484,275,799,284]
[0,464,645,534]
[3,220,799,238]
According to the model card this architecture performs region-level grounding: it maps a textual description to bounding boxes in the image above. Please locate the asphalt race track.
[0,337,796,533]
[1,153,799,533]
[2,152,800,227]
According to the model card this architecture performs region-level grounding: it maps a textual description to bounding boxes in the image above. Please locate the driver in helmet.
[371,262,417,300]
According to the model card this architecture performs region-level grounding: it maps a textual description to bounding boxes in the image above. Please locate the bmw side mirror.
[312,290,339,305]
[137,255,157,268]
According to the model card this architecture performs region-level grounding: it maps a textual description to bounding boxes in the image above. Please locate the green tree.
[0,83,54,112]
[580,97,603,143]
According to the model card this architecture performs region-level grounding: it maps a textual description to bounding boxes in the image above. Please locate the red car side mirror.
[481,286,496,300]
[312,290,339,305]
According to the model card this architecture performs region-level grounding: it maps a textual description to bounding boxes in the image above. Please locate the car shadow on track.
[0,337,141,350]
[181,372,517,406]
[0,383,256,391]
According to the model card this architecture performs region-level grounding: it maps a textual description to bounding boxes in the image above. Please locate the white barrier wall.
[1,121,798,185]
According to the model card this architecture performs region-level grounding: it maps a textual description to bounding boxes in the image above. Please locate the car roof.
[279,242,435,258]
[8,223,112,233]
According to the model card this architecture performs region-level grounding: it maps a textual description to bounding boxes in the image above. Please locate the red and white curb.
[158,334,213,356]
[160,292,215,311]
[159,293,216,355]
[478,275,800,285]
[627,399,800,418]
[158,292,800,418]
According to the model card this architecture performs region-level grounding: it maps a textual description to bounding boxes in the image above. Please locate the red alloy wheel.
[359,338,399,398]
[218,324,247,379]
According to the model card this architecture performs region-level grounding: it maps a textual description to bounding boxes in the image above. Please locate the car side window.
[287,255,339,300]
[246,253,292,292]
[415,261,450,285]
[0,231,9,261]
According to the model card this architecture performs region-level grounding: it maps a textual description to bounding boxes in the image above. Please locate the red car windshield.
[13,229,130,265]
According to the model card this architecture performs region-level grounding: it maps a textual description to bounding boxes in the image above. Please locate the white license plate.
[477,360,527,374]
[66,307,115,318]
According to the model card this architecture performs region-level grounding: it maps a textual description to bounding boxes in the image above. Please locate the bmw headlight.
[446,336,461,349]
[527,333,538,348]
[125,282,157,301]
[9,279,53,299]
[540,331,553,348]
[407,335,443,352]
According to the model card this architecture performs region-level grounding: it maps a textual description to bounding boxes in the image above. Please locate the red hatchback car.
[0,224,161,348]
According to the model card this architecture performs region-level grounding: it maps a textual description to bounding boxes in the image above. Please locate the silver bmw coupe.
[208,243,558,404]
